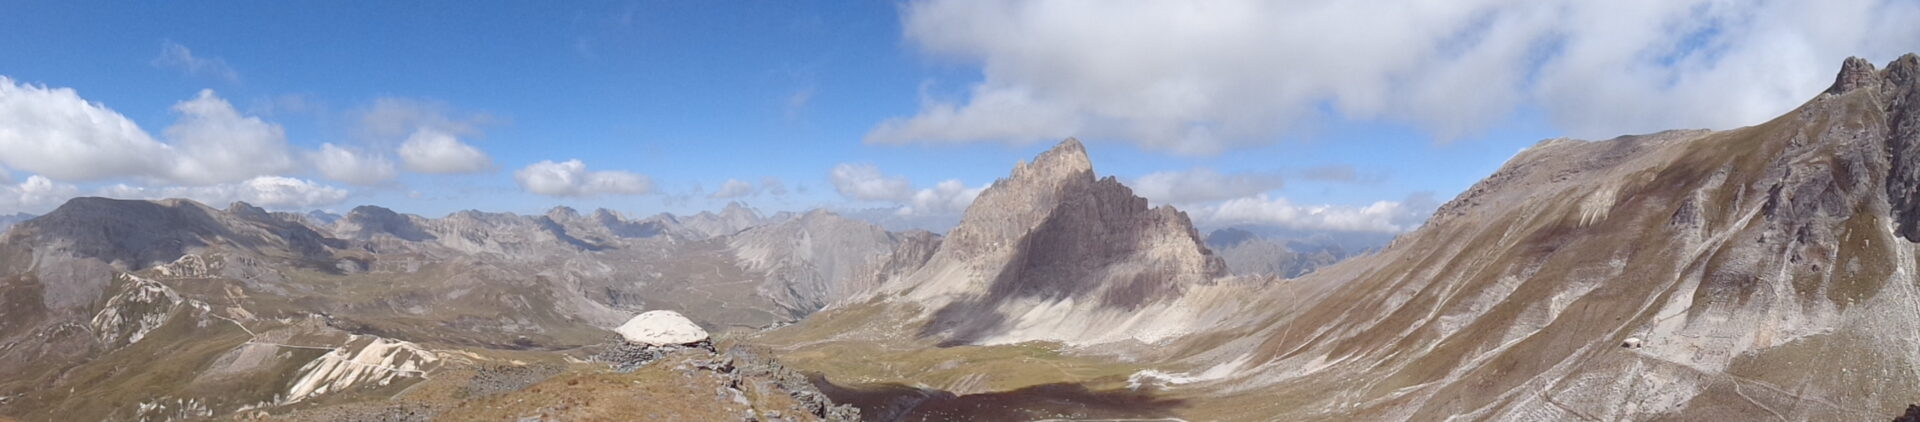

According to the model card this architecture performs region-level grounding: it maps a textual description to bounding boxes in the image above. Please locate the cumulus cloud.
[1131,168,1285,204]
[515,159,653,197]
[901,179,985,216]
[1189,193,1439,233]
[99,176,350,209]
[309,143,398,186]
[151,40,238,82]
[0,176,83,213]
[872,0,1920,154]
[829,163,983,216]
[0,79,299,185]
[398,128,492,174]
[164,90,300,184]
[0,76,175,181]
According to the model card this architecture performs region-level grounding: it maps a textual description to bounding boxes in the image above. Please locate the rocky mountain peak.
[1825,54,1920,97]
[338,205,432,241]
[879,138,1227,344]
[225,201,270,219]
[1828,56,1880,94]
[1889,53,1920,85]
[546,206,582,220]
[1011,137,1093,184]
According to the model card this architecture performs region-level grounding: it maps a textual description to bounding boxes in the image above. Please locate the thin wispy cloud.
[152,40,239,82]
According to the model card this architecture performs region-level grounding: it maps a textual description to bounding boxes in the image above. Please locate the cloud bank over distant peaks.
[829,163,984,216]
[515,159,654,198]
[1131,168,1285,204]
[0,76,522,212]
[870,0,1920,154]
[708,177,788,199]
[1188,192,1440,234]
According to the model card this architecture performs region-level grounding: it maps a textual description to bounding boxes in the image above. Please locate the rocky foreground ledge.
[257,310,857,421]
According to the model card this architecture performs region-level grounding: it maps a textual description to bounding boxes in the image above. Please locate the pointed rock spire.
[1012,138,1094,183]
[1827,56,1880,95]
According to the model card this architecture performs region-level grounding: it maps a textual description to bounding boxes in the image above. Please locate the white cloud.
[99,176,350,209]
[515,159,653,197]
[829,163,914,201]
[829,163,983,216]
[151,40,238,82]
[1131,168,1284,204]
[709,179,757,199]
[357,97,492,140]
[0,79,301,185]
[0,76,176,181]
[398,128,491,174]
[873,0,1920,154]
[0,176,82,213]
[309,143,398,186]
[164,90,299,185]
[900,179,985,216]
[1188,193,1439,233]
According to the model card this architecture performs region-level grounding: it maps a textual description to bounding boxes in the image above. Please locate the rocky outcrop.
[1869,54,1920,241]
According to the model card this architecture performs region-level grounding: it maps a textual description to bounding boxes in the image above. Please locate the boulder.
[615,310,709,346]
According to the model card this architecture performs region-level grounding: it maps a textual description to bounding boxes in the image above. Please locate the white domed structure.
[615,310,709,346]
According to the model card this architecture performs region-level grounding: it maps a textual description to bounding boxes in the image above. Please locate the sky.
[2,0,1917,234]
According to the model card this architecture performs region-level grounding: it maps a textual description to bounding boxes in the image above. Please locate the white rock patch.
[283,336,439,404]
[616,310,709,346]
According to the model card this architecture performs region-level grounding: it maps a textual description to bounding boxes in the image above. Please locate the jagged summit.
[1825,53,1920,95]
[546,206,582,220]
[1011,137,1094,182]
[860,138,1228,345]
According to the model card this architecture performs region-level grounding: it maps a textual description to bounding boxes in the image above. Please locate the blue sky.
[2,1,1914,233]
